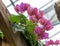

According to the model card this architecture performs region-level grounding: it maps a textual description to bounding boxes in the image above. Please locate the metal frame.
[7,0,18,7]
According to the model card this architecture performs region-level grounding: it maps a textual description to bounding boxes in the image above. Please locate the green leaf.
[9,14,20,23]
[26,19,33,25]
[19,14,27,24]
[9,14,27,24]
[26,20,37,40]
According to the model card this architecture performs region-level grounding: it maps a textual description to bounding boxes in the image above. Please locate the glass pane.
[15,0,52,9]
[12,0,16,2]
[48,25,59,38]
[7,6,17,15]
[2,0,11,6]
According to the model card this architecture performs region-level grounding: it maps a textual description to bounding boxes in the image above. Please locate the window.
[2,0,55,14]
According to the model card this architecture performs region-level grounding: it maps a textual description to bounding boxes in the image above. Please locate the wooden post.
[54,1,60,21]
[0,0,27,46]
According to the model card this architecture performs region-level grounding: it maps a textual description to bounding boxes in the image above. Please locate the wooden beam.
[54,1,60,21]
[0,0,27,46]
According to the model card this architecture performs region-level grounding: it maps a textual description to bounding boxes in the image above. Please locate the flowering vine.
[14,2,53,40]
[9,2,53,46]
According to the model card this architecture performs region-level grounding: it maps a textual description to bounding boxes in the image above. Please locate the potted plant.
[9,2,53,46]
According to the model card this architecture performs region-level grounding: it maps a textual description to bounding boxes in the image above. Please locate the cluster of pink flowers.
[34,26,49,40]
[46,40,60,46]
[14,2,30,13]
[14,2,53,40]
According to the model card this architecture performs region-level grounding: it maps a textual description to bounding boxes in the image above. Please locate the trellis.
[0,0,27,46]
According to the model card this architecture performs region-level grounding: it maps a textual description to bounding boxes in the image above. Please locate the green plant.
[9,14,38,46]
[9,2,53,46]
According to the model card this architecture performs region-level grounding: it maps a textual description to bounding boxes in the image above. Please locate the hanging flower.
[19,2,30,13]
[38,32,49,40]
[45,22,53,30]
[34,26,45,34]
[29,16,37,23]
[45,40,60,46]
[14,4,20,13]
[48,40,54,45]
[27,7,38,16]
[38,17,48,25]
[34,26,49,40]
[39,17,53,30]
[14,2,30,13]
[54,40,59,45]
[46,41,49,46]
[39,10,44,17]
[35,10,44,20]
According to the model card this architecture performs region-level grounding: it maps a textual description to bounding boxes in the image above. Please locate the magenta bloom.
[19,2,30,13]
[29,16,37,23]
[38,32,49,40]
[14,4,20,13]
[27,7,38,16]
[46,41,49,46]
[39,17,53,30]
[34,26,48,40]
[14,2,30,13]
[35,10,44,19]
[45,22,53,30]
[39,17,48,25]
[54,40,59,45]
[27,7,33,15]
[34,26,45,34]
[48,40,54,45]
[39,10,44,17]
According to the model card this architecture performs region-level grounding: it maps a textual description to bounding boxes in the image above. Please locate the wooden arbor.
[0,0,27,46]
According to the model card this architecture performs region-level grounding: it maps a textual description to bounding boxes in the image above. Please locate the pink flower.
[19,2,30,13]
[42,32,49,39]
[46,41,49,46]
[35,10,44,19]
[38,17,48,25]
[39,10,44,17]
[38,32,49,40]
[34,26,45,34]
[24,3,30,10]
[14,4,20,13]
[29,16,37,23]
[45,22,53,30]
[14,2,30,13]
[27,7,38,16]
[33,8,38,15]
[34,26,49,40]
[48,40,54,45]
[39,17,53,30]
[54,40,59,45]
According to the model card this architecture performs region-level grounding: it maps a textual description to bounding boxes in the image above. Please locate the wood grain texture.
[54,1,60,21]
[0,0,27,46]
